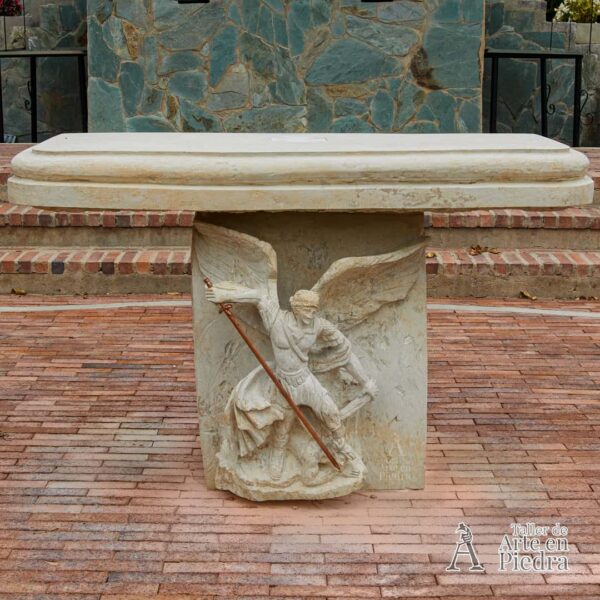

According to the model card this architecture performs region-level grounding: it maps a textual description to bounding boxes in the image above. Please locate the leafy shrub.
[553,0,600,22]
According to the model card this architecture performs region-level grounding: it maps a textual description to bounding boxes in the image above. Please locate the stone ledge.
[8,134,594,211]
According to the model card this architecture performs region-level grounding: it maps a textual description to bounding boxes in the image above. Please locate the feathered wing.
[311,239,426,332]
[192,221,281,486]
[193,221,279,332]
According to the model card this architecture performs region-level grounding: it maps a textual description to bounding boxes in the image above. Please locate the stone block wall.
[88,0,484,134]
[1,0,87,141]
[485,0,600,146]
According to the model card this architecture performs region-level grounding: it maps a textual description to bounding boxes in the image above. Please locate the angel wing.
[193,221,279,332]
[311,239,426,331]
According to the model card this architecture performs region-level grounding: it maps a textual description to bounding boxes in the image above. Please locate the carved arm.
[205,281,264,306]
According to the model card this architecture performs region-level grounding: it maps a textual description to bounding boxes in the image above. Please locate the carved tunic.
[227,297,351,457]
[258,297,351,378]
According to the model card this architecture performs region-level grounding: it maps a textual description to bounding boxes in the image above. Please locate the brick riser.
[1,203,599,297]
[427,248,600,299]
[1,246,598,298]
[1,204,600,250]
[426,208,600,251]
[0,203,193,247]
[0,247,190,295]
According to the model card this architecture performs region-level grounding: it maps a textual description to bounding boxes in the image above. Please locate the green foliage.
[553,0,600,23]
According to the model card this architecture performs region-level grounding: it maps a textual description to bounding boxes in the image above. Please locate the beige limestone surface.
[8,133,593,212]
[6,133,594,501]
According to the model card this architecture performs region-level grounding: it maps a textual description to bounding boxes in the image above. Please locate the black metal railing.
[485,49,584,147]
[0,48,87,143]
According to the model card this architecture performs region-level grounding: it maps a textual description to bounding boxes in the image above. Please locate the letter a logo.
[446,522,485,572]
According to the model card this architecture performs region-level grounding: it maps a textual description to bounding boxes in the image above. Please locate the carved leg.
[299,379,364,479]
[344,353,372,389]
[338,353,378,419]
[331,426,364,478]
[269,410,294,481]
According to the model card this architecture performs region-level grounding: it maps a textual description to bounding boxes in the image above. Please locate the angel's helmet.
[290,289,320,323]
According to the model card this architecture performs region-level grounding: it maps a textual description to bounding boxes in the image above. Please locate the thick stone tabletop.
[8,132,593,212]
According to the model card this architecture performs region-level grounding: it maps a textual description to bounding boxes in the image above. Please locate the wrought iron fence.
[485,49,584,147]
[0,49,87,143]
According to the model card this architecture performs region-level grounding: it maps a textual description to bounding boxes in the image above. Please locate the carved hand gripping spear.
[204,277,341,472]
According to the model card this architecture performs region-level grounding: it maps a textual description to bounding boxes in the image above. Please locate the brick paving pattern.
[0,296,599,599]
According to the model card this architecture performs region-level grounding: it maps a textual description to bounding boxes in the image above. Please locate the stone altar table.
[8,133,593,501]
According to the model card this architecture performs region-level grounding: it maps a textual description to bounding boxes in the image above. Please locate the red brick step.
[426,248,599,298]
[3,203,600,229]
[0,247,190,275]
[0,202,194,227]
[0,246,598,298]
[425,207,600,229]
[426,248,600,277]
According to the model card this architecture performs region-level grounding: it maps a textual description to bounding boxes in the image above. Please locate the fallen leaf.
[520,290,537,301]
[469,245,500,256]
[10,288,26,295]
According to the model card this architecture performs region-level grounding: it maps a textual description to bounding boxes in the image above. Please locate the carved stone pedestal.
[192,213,427,500]
[8,132,593,502]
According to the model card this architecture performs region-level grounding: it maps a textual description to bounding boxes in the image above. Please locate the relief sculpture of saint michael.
[205,282,378,484]
[193,221,425,501]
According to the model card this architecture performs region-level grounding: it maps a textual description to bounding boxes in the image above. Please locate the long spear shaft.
[204,277,341,472]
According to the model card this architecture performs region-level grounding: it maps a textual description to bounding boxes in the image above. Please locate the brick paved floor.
[0,296,599,599]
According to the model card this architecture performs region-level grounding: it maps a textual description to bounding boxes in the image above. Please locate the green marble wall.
[88,0,484,133]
